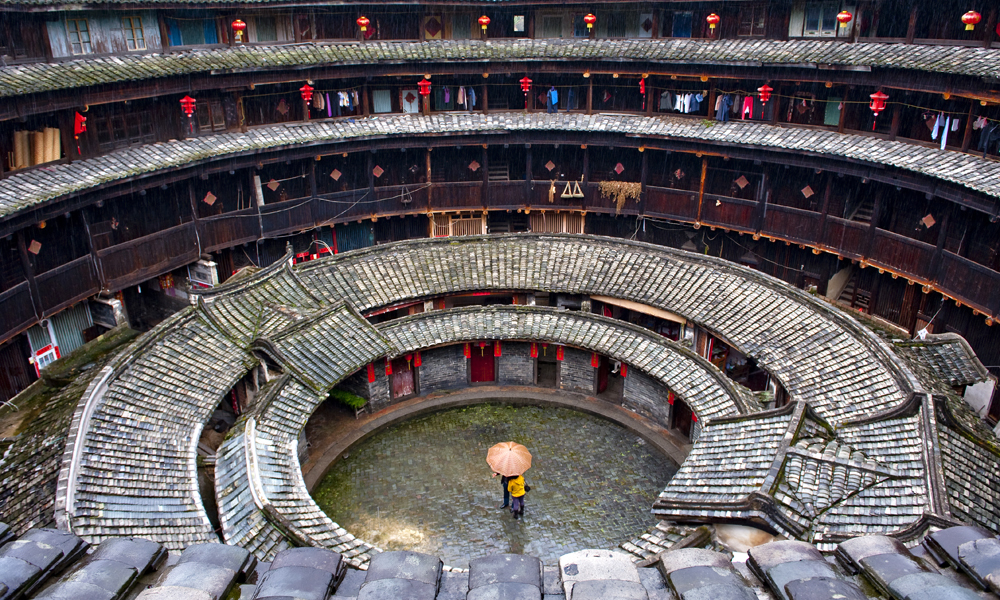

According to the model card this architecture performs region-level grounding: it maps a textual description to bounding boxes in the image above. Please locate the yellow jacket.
[507,475,525,497]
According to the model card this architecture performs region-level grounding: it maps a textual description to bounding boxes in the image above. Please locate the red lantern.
[639,79,645,95]
[179,95,196,117]
[556,345,564,361]
[519,77,533,93]
[494,342,502,357]
[418,79,432,97]
[584,14,596,30]
[757,83,773,104]
[356,16,370,32]
[962,11,981,31]
[869,90,889,131]
[706,13,720,32]
[591,353,600,368]
[836,11,853,28]
[299,83,314,106]
[478,15,491,32]
[73,112,87,139]
[231,19,246,43]
[530,342,538,358]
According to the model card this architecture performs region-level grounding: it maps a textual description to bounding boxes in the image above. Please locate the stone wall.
[499,342,534,386]
[418,345,467,395]
[623,369,673,428]
[367,364,391,410]
[560,347,595,395]
[339,370,371,400]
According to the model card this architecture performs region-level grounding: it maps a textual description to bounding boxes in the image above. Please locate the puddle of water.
[312,403,678,567]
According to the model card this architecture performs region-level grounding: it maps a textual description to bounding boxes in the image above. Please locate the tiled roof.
[0,39,996,98]
[3,112,998,223]
[65,308,255,550]
[934,395,1000,534]
[894,333,990,388]
[297,235,914,425]
[378,305,753,421]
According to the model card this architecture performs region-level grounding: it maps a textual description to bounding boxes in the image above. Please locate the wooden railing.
[4,179,1000,346]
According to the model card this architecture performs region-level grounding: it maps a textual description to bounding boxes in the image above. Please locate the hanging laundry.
[716,94,733,122]
[457,86,466,107]
[469,88,476,109]
[972,116,987,130]
[690,93,703,113]
[313,92,325,111]
[326,93,333,118]
[444,87,451,104]
[931,113,951,149]
[951,118,961,132]
[660,91,672,110]
[742,96,754,119]
[603,90,612,103]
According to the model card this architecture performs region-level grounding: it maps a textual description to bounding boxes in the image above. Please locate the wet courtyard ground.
[312,403,678,568]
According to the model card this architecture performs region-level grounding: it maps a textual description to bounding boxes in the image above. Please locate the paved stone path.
[312,404,677,568]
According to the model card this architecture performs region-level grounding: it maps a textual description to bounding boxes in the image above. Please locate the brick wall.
[367,363,391,410]
[559,347,595,395]
[499,342,534,385]
[339,370,371,400]
[623,369,673,429]
[418,345,467,394]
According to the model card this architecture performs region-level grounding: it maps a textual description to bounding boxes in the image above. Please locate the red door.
[391,357,415,398]
[470,342,496,383]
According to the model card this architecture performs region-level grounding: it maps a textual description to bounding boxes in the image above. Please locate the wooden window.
[254,17,277,42]
[122,16,145,50]
[738,4,768,37]
[431,213,486,237]
[66,19,92,54]
[803,1,840,36]
[196,100,227,133]
[94,113,155,151]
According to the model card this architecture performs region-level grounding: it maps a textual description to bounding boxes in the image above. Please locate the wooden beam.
[15,230,41,319]
[696,157,707,225]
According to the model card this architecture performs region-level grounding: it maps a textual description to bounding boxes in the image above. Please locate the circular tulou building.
[0,0,998,598]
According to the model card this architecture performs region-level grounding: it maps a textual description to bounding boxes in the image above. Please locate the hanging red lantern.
[494,342,502,357]
[299,83,314,106]
[836,11,853,28]
[179,95,196,117]
[464,343,472,359]
[478,15,491,32]
[530,342,538,358]
[519,77,533,93]
[591,353,600,368]
[962,11,981,31]
[231,19,246,43]
[385,358,393,376]
[869,90,889,131]
[757,83,773,104]
[639,78,645,95]
[414,352,421,367]
[356,16,370,32]
[706,13,720,32]
[418,79,432,97]
[556,345,564,361]
[73,111,87,139]
[584,14,596,30]
[367,363,376,383]
[620,364,628,378]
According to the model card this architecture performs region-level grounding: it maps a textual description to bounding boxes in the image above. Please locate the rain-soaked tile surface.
[313,403,678,568]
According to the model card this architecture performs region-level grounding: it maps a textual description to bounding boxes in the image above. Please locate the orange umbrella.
[487,441,532,477]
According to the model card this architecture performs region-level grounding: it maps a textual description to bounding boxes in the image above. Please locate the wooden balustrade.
[95,222,199,291]
[34,256,100,317]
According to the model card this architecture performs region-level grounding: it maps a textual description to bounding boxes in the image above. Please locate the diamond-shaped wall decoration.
[801,185,814,198]
[330,169,342,181]
[424,17,442,38]
[921,214,936,228]
[404,92,417,104]
[27,240,41,255]
[614,163,625,175]
[641,17,653,32]
[373,165,384,178]
[468,161,480,172]
[735,176,750,189]
[266,179,280,191]
[545,160,556,172]
[674,169,686,180]
[202,192,217,205]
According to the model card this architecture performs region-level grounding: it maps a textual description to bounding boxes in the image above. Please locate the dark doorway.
[391,356,417,399]
[536,344,558,388]
[597,356,609,394]
[672,398,693,439]
[596,356,624,402]
[470,342,496,383]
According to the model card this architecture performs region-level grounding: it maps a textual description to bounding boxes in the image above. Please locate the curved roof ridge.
[0,38,996,98]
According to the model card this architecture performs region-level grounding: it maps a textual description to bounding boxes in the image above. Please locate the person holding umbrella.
[487,441,532,519]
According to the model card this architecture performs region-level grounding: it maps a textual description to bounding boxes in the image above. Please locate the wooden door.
[470,343,496,383]
[391,357,415,398]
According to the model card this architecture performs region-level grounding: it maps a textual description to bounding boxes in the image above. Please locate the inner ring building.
[0,1,999,599]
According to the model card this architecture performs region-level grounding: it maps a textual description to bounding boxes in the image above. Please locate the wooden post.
[931,204,951,284]
[482,84,489,115]
[696,156,707,224]
[889,102,901,140]
[838,88,848,134]
[817,174,833,248]
[905,7,918,44]
[961,100,975,152]
[638,150,648,217]
[586,79,593,115]
[864,188,884,260]
[58,110,76,163]
[425,148,433,207]
[362,83,370,118]
[525,145,533,206]
[770,86,780,124]
[16,230,42,319]
[309,159,318,199]
[158,14,171,52]
[367,152,375,198]
[79,210,105,290]
[645,82,653,117]
[754,168,769,234]
[983,8,997,48]
[707,86,717,119]
[481,146,489,208]
[422,92,430,116]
